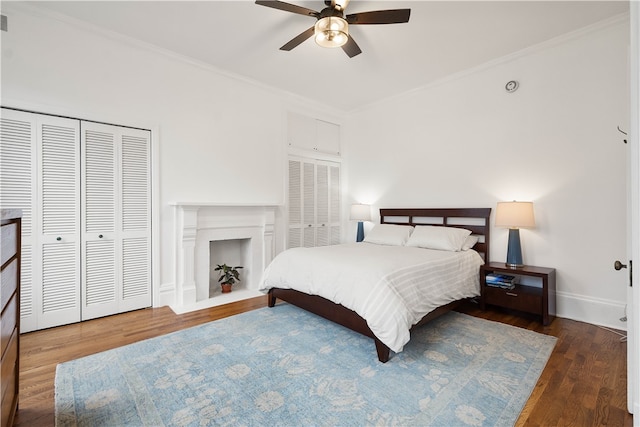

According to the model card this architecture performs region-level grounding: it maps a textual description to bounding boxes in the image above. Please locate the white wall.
[1,4,630,328]
[0,4,340,306]
[344,16,630,329]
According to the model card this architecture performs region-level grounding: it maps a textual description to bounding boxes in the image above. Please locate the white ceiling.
[28,1,629,111]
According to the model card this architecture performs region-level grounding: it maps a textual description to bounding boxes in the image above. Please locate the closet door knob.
[614,260,627,270]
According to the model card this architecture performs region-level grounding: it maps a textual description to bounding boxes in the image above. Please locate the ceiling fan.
[255,0,411,58]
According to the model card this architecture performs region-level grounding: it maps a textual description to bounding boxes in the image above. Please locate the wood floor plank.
[13,297,634,427]
[457,303,633,427]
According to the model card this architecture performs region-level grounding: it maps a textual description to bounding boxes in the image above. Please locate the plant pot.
[221,283,232,293]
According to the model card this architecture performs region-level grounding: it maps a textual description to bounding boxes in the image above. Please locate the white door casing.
[630,2,640,420]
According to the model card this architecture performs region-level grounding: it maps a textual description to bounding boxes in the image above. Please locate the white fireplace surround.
[171,203,277,313]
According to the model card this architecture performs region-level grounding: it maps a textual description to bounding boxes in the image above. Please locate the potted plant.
[214,264,243,293]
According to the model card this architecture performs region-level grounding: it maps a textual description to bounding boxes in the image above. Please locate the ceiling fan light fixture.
[314,16,349,48]
[333,0,350,11]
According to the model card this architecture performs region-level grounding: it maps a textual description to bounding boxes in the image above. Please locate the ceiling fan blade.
[255,1,319,18]
[342,36,362,58]
[280,26,315,51]
[346,9,411,25]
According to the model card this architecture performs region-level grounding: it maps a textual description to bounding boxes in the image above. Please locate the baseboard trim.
[556,290,627,331]
[156,282,176,308]
[156,283,627,329]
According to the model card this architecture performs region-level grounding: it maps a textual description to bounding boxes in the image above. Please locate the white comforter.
[259,243,484,353]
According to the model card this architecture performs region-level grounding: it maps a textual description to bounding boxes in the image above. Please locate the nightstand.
[480,262,556,325]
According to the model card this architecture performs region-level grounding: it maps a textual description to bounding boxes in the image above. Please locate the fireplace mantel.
[170,203,279,313]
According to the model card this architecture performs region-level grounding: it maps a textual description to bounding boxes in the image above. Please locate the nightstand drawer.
[484,285,542,315]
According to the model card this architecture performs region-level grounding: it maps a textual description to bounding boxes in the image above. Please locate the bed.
[259,208,491,362]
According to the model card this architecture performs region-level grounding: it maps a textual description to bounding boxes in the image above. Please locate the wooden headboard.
[380,208,492,261]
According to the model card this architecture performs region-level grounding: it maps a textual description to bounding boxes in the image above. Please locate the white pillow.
[406,225,472,252]
[461,235,479,251]
[364,224,414,246]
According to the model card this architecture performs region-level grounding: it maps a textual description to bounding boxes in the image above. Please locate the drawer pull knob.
[56,237,62,241]
[98,234,104,238]
[506,292,518,297]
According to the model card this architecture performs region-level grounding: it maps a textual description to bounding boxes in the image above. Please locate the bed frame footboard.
[268,288,460,363]
[268,288,391,362]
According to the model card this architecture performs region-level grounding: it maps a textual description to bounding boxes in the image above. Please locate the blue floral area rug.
[55,304,556,426]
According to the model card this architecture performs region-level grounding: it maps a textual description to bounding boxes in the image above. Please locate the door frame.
[629,2,639,420]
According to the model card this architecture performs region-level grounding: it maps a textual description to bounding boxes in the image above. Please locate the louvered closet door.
[287,159,302,248]
[287,156,341,249]
[302,161,315,247]
[1,109,37,332]
[328,163,341,245]
[81,122,151,320]
[38,116,82,329]
[315,161,341,246]
[1,109,81,331]
[315,164,329,246]
[119,128,151,312]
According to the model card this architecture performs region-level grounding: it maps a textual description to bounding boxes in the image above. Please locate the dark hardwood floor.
[14,296,633,426]
[457,301,632,426]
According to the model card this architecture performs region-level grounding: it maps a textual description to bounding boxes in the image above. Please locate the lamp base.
[505,228,524,268]
[356,221,364,242]
[505,262,524,269]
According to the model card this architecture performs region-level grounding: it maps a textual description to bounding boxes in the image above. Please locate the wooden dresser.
[1,209,21,427]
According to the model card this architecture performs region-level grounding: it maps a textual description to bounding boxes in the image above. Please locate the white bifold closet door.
[0,108,151,332]
[0,110,81,331]
[288,157,341,249]
[81,122,151,321]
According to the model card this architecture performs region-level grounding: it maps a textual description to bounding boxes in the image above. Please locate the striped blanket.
[259,243,483,353]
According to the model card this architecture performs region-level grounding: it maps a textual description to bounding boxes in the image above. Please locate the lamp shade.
[495,201,535,229]
[350,204,371,221]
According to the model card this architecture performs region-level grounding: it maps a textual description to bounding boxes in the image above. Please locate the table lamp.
[495,201,535,268]
[350,204,371,242]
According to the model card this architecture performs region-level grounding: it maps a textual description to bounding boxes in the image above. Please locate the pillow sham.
[461,235,479,251]
[363,224,414,246]
[406,225,472,252]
